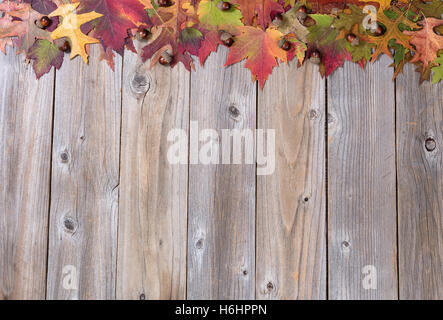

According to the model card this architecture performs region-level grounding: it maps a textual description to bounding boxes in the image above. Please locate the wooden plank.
[396,65,443,300]
[327,56,398,299]
[46,47,121,299]
[187,47,256,299]
[0,47,54,300]
[256,62,327,299]
[116,45,189,300]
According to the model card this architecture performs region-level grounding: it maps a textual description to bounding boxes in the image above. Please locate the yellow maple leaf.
[49,3,103,63]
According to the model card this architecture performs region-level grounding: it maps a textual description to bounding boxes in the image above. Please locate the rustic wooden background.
[0,44,441,300]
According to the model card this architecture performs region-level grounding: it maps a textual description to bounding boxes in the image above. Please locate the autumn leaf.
[2,2,53,54]
[404,17,443,70]
[0,1,25,53]
[49,2,103,63]
[307,14,351,76]
[366,7,418,61]
[225,26,287,88]
[74,0,152,52]
[431,53,443,83]
[27,39,64,78]
[411,0,443,19]
[231,0,284,29]
[197,0,243,29]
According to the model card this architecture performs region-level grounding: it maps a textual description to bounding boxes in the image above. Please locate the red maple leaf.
[75,0,151,52]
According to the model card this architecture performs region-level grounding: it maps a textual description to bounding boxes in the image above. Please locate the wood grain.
[396,65,443,300]
[0,47,54,300]
[327,56,398,299]
[116,45,189,300]
[256,62,327,299]
[46,47,122,299]
[187,47,256,299]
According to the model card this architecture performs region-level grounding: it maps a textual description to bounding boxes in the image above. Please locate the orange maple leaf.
[225,26,287,88]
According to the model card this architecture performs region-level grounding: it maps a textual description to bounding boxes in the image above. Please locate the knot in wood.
[195,239,204,249]
[341,241,351,249]
[425,137,436,152]
[63,217,77,233]
[228,105,241,121]
[266,282,274,291]
[139,293,146,300]
[130,72,150,96]
[60,152,69,163]
[308,109,319,120]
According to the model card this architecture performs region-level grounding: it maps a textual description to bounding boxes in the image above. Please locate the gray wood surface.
[0,47,442,300]
[396,64,443,300]
[256,62,327,299]
[46,47,122,299]
[327,56,398,299]
[116,45,189,300]
[0,47,54,299]
[187,47,256,299]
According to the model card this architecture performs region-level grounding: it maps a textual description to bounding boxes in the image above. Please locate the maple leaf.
[197,0,243,29]
[431,52,443,83]
[231,0,284,29]
[225,26,287,88]
[195,0,243,65]
[74,0,151,52]
[49,2,103,63]
[142,0,197,69]
[307,14,352,76]
[366,7,418,61]
[27,39,64,78]
[404,17,443,70]
[284,33,307,64]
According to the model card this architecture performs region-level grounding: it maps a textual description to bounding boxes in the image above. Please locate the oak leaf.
[404,17,443,70]
[49,2,103,63]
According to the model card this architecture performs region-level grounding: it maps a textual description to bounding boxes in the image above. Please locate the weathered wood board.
[0,48,441,300]
[116,46,189,300]
[327,56,398,299]
[187,47,257,299]
[0,47,54,300]
[396,65,443,300]
[256,62,327,299]
[46,47,122,299]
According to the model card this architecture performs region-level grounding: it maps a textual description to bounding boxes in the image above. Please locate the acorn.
[58,41,71,53]
[296,6,307,24]
[158,0,172,7]
[36,16,51,29]
[272,13,284,27]
[309,50,321,64]
[217,1,231,11]
[298,5,308,13]
[220,31,234,47]
[372,24,385,36]
[136,27,150,41]
[159,51,172,66]
[278,39,291,51]
[346,33,359,46]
